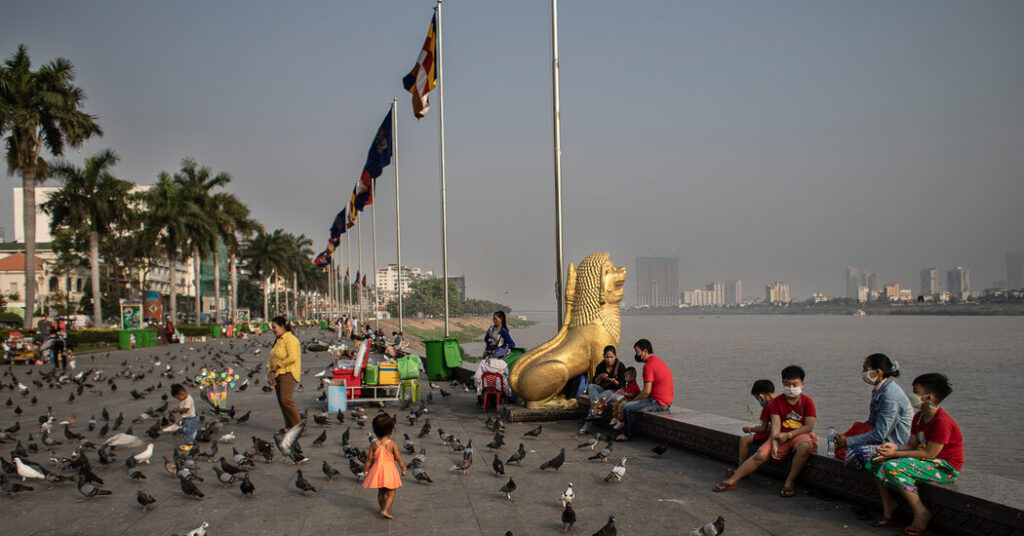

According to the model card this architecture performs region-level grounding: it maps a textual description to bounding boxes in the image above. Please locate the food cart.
[330,340,402,405]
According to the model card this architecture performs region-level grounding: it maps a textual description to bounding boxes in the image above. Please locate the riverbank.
[352,315,534,355]
[625,302,1024,316]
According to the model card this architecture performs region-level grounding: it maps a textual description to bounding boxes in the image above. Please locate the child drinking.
[867,373,962,535]
[608,367,641,430]
[170,384,197,452]
[727,379,775,477]
[363,413,406,519]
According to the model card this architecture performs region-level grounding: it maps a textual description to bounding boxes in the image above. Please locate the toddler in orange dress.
[362,413,406,518]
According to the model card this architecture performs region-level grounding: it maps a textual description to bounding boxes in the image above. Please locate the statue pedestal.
[500,400,588,423]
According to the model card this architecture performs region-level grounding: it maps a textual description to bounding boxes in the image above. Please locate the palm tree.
[241,229,288,320]
[41,149,133,328]
[1,45,102,328]
[286,233,314,320]
[210,192,262,324]
[143,175,206,325]
[174,158,229,324]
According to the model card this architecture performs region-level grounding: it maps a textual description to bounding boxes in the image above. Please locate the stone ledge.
[500,404,587,423]
[635,410,1024,536]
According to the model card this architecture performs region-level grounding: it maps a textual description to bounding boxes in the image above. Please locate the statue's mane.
[568,252,621,340]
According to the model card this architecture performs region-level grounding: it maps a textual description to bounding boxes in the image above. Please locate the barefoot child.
[715,365,817,497]
[867,373,962,535]
[727,379,775,476]
[608,367,641,430]
[363,413,406,518]
[170,384,197,452]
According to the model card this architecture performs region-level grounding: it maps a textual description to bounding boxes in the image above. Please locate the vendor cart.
[330,340,402,405]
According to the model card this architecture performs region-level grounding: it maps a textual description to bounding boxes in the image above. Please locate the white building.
[765,282,790,304]
[375,264,432,304]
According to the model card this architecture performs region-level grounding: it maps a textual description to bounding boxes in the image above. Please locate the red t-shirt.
[911,408,964,471]
[766,394,817,434]
[642,355,674,407]
[623,381,640,397]
[753,404,772,442]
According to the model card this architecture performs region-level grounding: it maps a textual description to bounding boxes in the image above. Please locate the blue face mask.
[758,399,768,408]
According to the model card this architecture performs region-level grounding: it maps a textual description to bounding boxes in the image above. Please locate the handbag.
[397,354,421,380]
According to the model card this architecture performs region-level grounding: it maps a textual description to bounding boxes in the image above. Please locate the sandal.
[712,481,737,492]
[779,486,796,498]
[725,467,736,477]
[869,517,896,527]
[898,527,926,536]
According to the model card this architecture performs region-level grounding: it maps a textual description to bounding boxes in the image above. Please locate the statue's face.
[602,261,627,304]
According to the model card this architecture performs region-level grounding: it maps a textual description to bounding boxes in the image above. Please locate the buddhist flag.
[402,14,437,119]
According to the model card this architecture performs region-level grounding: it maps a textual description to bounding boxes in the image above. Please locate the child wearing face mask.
[715,365,816,497]
[866,373,962,535]
[726,379,775,478]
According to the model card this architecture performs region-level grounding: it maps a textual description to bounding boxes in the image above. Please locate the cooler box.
[328,383,348,411]
[378,364,399,385]
[423,339,451,380]
[332,368,361,399]
[364,365,380,386]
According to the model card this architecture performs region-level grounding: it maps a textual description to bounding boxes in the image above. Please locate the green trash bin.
[118,330,132,350]
[442,337,462,368]
[504,347,527,368]
[320,321,328,330]
[140,329,155,348]
[210,325,222,338]
[423,339,450,381]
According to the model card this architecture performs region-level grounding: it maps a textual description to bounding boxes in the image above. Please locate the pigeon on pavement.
[540,448,565,473]
[604,458,626,483]
[499,477,517,502]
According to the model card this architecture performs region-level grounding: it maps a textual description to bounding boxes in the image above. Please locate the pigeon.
[218,432,236,443]
[133,443,154,464]
[577,437,599,450]
[311,430,327,447]
[322,460,341,481]
[0,474,33,497]
[76,473,112,502]
[449,452,473,475]
[341,426,350,446]
[162,456,177,478]
[651,443,668,458]
[295,469,316,495]
[540,448,565,473]
[589,442,613,463]
[220,457,247,475]
[212,466,235,487]
[179,476,205,499]
[506,443,526,466]
[499,476,517,501]
[185,521,210,536]
[274,422,308,464]
[235,411,251,424]
[592,516,617,536]
[561,503,576,533]
[402,433,415,454]
[136,490,156,511]
[523,425,542,439]
[492,454,505,476]
[486,432,505,450]
[128,465,147,480]
[560,482,575,507]
[689,516,725,536]
[240,473,255,499]
[417,420,431,438]
[348,457,366,481]
[102,433,144,449]
[604,457,626,483]
[412,465,432,483]
[13,458,45,481]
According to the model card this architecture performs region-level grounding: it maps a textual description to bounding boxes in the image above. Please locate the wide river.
[467,313,1024,482]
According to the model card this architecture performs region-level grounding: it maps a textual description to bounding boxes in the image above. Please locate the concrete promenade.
[0,329,944,535]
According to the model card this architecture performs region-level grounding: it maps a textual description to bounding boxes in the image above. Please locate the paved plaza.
[0,329,939,535]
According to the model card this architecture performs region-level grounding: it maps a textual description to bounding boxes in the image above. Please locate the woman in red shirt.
[868,373,963,536]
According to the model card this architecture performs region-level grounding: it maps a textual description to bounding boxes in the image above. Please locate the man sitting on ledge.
[616,338,673,441]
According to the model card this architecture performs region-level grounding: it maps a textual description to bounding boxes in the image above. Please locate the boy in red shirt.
[726,379,776,477]
[715,365,817,497]
[868,373,962,535]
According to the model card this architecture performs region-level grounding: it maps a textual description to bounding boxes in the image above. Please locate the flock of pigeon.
[0,328,725,535]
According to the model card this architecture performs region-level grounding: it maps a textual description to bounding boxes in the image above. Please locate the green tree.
[174,158,229,324]
[241,229,288,320]
[142,174,201,323]
[1,44,102,328]
[210,192,262,323]
[41,149,133,328]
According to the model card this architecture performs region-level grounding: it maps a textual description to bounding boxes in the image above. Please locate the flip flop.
[869,517,896,527]
[898,527,926,536]
[779,486,796,497]
[713,481,737,492]
[725,467,736,477]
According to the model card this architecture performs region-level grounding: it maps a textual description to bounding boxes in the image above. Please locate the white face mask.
[783,386,802,398]
[861,371,877,385]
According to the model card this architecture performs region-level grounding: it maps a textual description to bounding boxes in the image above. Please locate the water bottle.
[826,425,836,458]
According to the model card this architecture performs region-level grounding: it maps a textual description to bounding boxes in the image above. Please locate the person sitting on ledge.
[580,345,626,434]
[715,365,817,497]
[615,338,673,441]
[866,373,962,536]
[726,379,775,478]
[836,353,913,469]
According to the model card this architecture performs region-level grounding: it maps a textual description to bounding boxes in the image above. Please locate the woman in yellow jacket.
[268,316,302,430]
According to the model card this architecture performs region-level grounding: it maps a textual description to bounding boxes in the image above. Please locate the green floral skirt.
[867,457,959,493]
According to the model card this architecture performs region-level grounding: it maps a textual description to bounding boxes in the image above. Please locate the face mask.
[634,354,643,363]
[757,398,767,408]
[861,371,877,385]
[783,386,802,398]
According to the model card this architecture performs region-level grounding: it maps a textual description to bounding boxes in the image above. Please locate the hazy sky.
[3,1,1023,309]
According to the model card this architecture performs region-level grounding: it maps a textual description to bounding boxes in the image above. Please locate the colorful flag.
[402,14,437,119]
[346,109,394,228]
[313,249,330,269]
[329,210,347,240]
[361,274,367,288]
[354,271,361,289]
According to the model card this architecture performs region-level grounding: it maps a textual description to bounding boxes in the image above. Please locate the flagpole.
[436,0,450,337]
[346,232,351,317]
[357,218,364,326]
[371,181,380,332]
[328,255,334,319]
[551,0,565,328]
[393,98,404,332]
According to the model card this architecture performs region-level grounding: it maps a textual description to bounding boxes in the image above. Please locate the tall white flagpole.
[346,231,352,316]
[436,0,450,337]
[551,0,565,328]
[393,98,404,332]
[371,181,380,331]
[357,217,363,325]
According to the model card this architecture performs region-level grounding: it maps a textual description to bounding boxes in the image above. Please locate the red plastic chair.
[481,373,505,412]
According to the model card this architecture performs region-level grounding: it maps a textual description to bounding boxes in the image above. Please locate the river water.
[472,312,1024,482]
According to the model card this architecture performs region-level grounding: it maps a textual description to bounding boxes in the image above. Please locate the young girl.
[363,413,406,519]
[868,373,963,536]
[608,367,642,430]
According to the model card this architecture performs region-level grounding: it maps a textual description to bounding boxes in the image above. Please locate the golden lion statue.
[510,252,626,409]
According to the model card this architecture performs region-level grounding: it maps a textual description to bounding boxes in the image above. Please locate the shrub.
[66,329,120,349]
[177,324,212,337]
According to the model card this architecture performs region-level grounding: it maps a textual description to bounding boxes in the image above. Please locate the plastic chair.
[399,379,420,403]
[481,373,505,412]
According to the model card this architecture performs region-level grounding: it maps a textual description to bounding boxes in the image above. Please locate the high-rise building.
[636,257,679,307]
[765,282,790,304]
[705,282,725,306]
[920,268,938,296]
[725,280,742,305]
[846,266,859,298]
[867,272,881,294]
[883,283,900,302]
[1008,251,1024,290]
[946,267,971,300]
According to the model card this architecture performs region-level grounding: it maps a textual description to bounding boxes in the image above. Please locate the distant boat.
[854,309,866,316]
